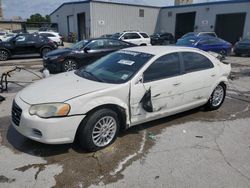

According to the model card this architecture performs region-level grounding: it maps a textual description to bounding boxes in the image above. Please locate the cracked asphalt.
[0,54,250,188]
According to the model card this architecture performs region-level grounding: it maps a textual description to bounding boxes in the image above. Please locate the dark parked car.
[234,36,250,56]
[0,33,57,61]
[150,32,175,45]
[176,36,232,55]
[43,38,136,73]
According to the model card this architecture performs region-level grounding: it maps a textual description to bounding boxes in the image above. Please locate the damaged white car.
[12,46,231,151]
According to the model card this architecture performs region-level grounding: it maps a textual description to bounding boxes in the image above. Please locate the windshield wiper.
[82,70,104,82]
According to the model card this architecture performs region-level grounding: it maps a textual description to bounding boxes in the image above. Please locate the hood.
[46,48,72,57]
[19,72,115,104]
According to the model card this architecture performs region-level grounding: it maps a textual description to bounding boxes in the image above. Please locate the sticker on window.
[118,60,135,66]
[121,74,129,80]
[119,51,140,56]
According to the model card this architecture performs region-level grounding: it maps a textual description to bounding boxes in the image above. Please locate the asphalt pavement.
[0,55,250,188]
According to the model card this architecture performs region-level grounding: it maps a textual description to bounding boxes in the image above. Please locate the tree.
[27,13,51,23]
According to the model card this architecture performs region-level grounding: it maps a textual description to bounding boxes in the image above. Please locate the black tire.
[235,52,241,57]
[62,59,78,72]
[41,48,52,57]
[0,50,9,61]
[140,43,147,46]
[205,83,226,111]
[77,108,120,152]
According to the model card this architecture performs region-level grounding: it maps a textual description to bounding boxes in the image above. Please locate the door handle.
[173,82,181,86]
[210,74,216,77]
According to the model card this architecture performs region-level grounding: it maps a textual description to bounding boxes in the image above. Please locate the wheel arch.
[0,48,11,56]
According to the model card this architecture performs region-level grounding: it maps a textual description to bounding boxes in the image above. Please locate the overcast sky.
[2,0,230,19]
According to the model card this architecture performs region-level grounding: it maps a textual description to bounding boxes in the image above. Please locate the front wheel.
[205,83,226,110]
[41,48,52,57]
[62,59,78,72]
[77,109,120,151]
[0,50,9,61]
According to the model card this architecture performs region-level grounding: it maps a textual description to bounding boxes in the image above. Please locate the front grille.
[12,100,22,126]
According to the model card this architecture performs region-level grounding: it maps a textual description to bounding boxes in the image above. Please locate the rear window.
[140,33,149,38]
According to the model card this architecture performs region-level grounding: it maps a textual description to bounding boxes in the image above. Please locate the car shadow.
[5,106,203,157]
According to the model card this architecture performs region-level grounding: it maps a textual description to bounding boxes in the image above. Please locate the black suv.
[150,32,175,45]
[0,33,57,61]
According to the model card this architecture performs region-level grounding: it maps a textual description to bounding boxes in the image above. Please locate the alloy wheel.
[211,85,224,107]
[92,116,117,147]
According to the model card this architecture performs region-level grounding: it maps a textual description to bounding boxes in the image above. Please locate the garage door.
[215,13,246,44]
[67,15,74,33]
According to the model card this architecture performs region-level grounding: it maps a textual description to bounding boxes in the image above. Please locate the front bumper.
[11,95,85,144]
[43,57,62,73]
[234,47,250,55]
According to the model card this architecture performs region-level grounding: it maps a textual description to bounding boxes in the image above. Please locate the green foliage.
[27,13,51,23]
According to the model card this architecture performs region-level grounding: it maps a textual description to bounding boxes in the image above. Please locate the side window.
[144,53,180,82]
[15,35,26,42]
[140,33,149,38]
[106,39,129,48]
[123,33,141,39]
[87,40,106,50]
[182,52,214,73]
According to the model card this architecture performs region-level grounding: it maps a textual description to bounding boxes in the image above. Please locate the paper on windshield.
[118,60,135,66]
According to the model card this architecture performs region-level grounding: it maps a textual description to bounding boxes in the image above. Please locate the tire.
[140,43,147,46]
[77,108,120,152]
[41,48,52,57]
[205,83,226,111]
[235,52,241,57]
[0,50,9,61]
[62,59,78,72]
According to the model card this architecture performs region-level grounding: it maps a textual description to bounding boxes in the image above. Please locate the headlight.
[29,103,70,118]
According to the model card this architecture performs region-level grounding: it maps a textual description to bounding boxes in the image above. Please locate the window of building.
[144,53,181,82]
[139,9,144,17]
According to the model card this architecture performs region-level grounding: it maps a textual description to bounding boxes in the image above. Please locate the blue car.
[176,36,232,55]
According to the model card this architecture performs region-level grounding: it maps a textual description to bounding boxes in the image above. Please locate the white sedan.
[38,31,63,46]
[12,46,231,151]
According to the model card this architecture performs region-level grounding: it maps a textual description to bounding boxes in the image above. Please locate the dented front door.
[130,52,183,125]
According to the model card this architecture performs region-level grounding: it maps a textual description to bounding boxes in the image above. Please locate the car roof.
[123,46,204,56]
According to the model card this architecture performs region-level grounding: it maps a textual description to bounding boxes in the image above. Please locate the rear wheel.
[77,109,120,151]
[0,50,9,61]
[41,48,52,57]
[62,59,78,72]
[205,83,226,110]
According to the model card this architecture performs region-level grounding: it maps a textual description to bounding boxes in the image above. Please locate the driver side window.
[144,53,181,82]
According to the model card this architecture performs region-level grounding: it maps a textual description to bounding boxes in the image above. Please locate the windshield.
[111,33,122,39]
[75,50,153,84]
[176,37,198,45]
[71,40,89,50]
[182,33,195,38]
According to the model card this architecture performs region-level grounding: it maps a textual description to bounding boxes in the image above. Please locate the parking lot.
[0,54,249,188]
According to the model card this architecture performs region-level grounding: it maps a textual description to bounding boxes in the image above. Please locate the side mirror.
[83,47,90,53]
[135,75,144,85]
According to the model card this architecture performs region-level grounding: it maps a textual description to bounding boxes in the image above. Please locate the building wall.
[50,2,91,39]
[90,2,160,37]
[157,2,250,37]
[0,22,22,31]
